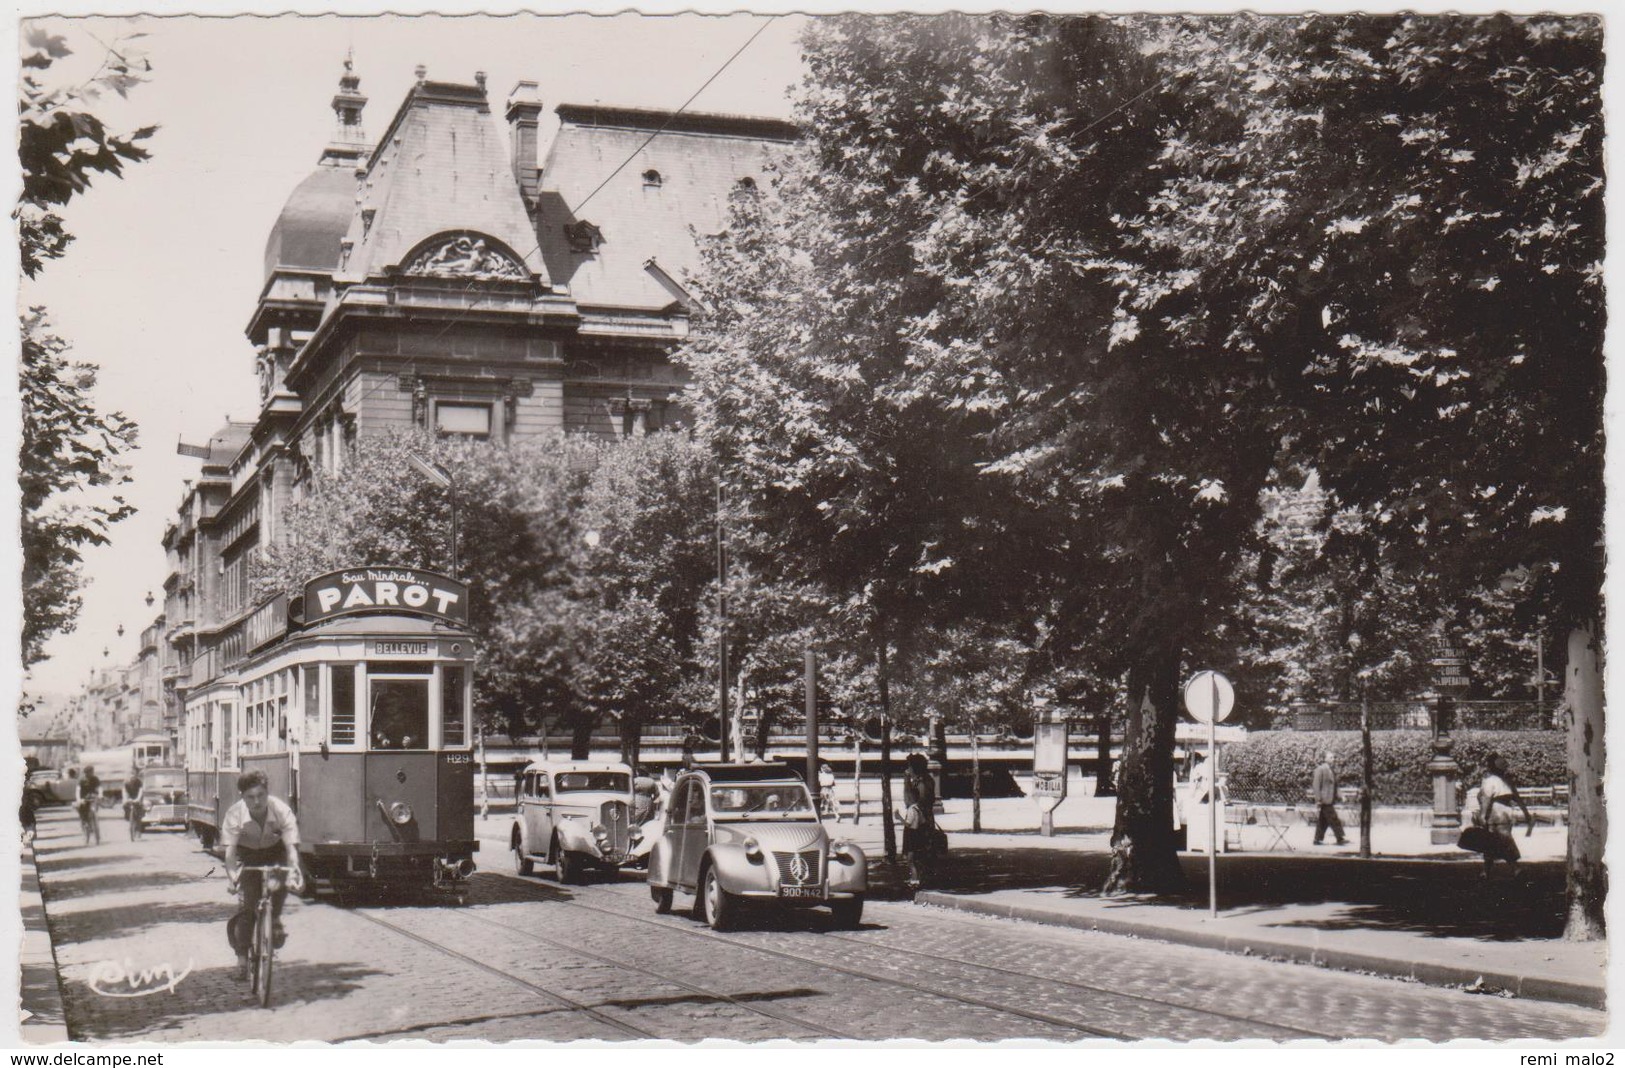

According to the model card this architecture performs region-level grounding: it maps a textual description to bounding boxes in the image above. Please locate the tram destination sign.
[303,567,469,626]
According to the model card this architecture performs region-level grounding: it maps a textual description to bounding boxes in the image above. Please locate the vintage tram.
[185,567,479,897]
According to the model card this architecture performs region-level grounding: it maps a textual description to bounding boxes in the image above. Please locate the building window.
[434,400,493,439]
[642,169,662,187]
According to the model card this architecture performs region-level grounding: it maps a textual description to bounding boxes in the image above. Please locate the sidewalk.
[831,794,1606,1010]
[18,839,69,1043]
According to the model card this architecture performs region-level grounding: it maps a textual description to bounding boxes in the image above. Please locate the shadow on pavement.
[37,870,203,903]
[33,851,146,875]
[40,899,239,946]
[872,842,1568,942]
[62,961,381,1041]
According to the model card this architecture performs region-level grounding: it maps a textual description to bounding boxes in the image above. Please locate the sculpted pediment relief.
[404,235,527,280]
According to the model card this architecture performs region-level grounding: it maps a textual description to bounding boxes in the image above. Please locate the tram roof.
[294,614,472,638]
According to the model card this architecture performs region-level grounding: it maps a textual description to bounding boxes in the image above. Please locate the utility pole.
[716,478,729,762]
[805,649,820,809]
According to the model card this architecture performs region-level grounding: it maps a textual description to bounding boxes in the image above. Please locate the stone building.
[165,61,795,769]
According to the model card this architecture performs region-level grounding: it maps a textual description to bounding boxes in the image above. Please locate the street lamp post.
[716,478,729,763]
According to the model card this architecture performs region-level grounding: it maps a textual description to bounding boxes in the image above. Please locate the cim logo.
[304,567,469,625]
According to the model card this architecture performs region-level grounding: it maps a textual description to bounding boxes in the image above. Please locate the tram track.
[552,885,1340,1041]
[474,872,1347,1041]
[347,907,659,1039]
[442,909,862,1040]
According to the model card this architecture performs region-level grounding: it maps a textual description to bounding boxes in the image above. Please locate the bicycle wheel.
[254,904,275,1007]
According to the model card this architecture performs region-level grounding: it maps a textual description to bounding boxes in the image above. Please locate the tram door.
[364,666,439,842]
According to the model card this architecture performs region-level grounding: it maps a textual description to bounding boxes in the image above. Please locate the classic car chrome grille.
[599,800,631,856]
[773,849,822,886]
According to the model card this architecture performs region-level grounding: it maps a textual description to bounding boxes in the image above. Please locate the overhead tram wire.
[567,14,782,218]
[344,14,786,413]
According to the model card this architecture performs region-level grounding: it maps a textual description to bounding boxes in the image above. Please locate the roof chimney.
[506,80,544,208]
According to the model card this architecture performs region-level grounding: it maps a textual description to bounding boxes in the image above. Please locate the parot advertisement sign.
[303,567,469,626]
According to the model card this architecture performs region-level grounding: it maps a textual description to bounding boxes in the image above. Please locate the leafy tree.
[18,23,154,279]
[20,310,138,669]
[1126,14,1603,932]
[687,14,1601,913]
[17,23,153,672]
[261,428,719,759]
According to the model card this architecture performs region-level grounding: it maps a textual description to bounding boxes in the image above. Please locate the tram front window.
[369,679,429,750]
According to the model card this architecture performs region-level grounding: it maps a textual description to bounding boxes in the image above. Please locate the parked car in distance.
[25,769,75,807]
[510,761,644,884]
[137,765,189,830]
[647,763,867,931]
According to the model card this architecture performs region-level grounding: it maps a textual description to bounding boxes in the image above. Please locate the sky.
[18,12,806,698]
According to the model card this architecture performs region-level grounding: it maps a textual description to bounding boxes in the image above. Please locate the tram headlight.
[388,801,414,825]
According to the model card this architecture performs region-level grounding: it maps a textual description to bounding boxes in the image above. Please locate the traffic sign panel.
[1183,670,1235,724]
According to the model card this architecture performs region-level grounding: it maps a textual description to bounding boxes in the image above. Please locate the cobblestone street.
[27,805,1604,1043]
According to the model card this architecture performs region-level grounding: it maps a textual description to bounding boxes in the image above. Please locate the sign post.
[1032,718,1069,836]
[1183,670,1235,919]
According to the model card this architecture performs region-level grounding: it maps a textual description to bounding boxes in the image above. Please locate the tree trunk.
[618,718,641,769]
[1094,702,1116,796]
[1359,690,1374,859]
[754,707,776,761]
[971,721,982,833]
[1563,619,1606,941]
[1103,653,1185,895]
[570,717,595,761]
[878,633,897,863]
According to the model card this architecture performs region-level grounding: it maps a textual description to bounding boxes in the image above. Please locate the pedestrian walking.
[77,766,102,847]
[1311,751,1347,846]
[1470,752,1535,879]
[902,753,941,889]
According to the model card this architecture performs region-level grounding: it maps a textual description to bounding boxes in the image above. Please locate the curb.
[18,845,70,1044]
[915,891,1606,1012]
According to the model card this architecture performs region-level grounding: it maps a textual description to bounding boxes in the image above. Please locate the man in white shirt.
[223,770,304,980]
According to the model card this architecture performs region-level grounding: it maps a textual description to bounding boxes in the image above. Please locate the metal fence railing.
[1287,700,1559,732]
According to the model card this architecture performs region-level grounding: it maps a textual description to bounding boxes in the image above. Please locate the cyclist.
[223,770,303,981]
[77,766,102,847]
[122,770,145,841]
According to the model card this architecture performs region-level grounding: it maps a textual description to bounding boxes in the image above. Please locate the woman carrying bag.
[1460,752,1534,879]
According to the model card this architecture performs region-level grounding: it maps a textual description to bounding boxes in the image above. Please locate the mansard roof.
[535,103,798,312]
[334,77,548,287]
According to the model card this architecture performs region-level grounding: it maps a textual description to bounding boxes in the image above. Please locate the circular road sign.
[1183,670,1235,724]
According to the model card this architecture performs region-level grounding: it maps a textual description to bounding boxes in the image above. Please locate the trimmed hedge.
[1222,730,1567,806]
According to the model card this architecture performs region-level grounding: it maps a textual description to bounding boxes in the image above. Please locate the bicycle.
[231,864,294,1007]
[124,799,145,841]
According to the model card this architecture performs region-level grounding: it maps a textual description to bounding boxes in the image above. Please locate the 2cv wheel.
[651,885,673,914]
[829,894,864,930]
[700,865,738,932]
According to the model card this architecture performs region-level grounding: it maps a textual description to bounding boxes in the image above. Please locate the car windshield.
[145,770,184,789]
[709,784,815,819]
[554,772,629,793]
